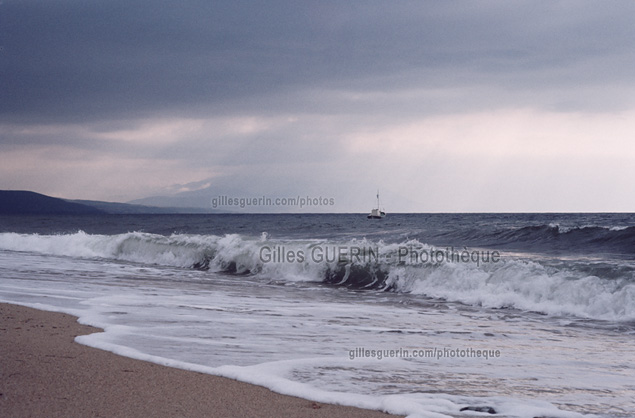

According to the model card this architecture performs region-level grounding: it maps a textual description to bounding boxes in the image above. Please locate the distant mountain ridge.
[0,190,104,215]
[0,190,217,215]
[128,194,213,209]
[68,199,215,214]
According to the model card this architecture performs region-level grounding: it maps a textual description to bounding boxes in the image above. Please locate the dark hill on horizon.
[0,190,218,214]
[68,199,215,214]
[0,190,104,215]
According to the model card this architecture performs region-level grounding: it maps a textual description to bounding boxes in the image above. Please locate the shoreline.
[0,302,401,418]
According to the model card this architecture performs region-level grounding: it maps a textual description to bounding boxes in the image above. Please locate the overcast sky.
[2,1,634,212]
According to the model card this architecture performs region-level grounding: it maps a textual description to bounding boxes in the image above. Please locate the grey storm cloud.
[2,0,635,125]
[2,1,635,211]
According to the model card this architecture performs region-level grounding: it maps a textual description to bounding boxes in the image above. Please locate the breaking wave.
[1,231,634,321]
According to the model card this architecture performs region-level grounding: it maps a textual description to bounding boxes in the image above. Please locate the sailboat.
[367,191,386,219]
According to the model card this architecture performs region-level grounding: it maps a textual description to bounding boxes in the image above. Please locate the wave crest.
[1,231,633,321]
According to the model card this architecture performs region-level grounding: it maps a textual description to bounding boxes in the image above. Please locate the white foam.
[0,231,211,267]
[1,232,634,321]
[71,335,598,418]
[0,246,626,417]
[386,258,635,321]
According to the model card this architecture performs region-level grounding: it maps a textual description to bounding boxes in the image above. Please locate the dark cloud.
[2,1,635,210]
[2,1,634,124]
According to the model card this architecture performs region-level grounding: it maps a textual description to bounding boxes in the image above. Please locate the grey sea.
[1,213,634,417]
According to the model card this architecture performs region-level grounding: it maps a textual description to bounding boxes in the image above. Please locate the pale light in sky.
[1,1,634,212]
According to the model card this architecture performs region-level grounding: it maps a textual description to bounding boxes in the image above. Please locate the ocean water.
[0,213,634,418]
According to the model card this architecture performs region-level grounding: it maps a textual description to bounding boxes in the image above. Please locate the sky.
[1,0,634,212]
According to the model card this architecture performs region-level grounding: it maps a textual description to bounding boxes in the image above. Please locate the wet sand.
[0,303,399,418]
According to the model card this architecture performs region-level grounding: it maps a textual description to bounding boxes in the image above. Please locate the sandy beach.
[0,303,399,418]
